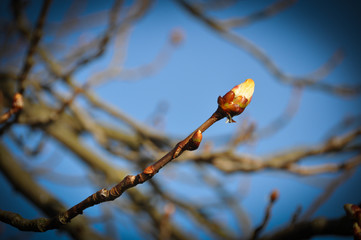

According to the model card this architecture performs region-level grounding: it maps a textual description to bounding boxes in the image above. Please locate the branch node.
[99,188,109,198]
[58,213,70,225]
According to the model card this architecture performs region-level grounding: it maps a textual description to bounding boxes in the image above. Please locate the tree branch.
[0,79,254,232]
[51,107,224,228]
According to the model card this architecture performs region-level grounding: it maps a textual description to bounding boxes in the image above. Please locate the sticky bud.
[270,189,279,203]
[218,79,255,123]
[186,130,203,151]
[12,93,24,111]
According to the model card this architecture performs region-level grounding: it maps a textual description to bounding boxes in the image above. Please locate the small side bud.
[186,130,203,151]
[143,165,155,175]
[170,28,184,46]
[270,189,279,203]
[164,203,176,216]
[192,130,202,144]
[12,93,23,111]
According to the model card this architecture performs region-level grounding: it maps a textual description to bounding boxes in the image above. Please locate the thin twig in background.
[16,0,52,94]
[251,190,279,240]
[176,0,360,95]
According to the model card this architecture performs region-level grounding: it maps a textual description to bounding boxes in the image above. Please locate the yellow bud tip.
[231,79,255,108]
[232,79,255,100]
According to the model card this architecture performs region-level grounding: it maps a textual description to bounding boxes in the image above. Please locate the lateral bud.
[12,93,24,112]
[143,165,155,175]
[170,28,184,46]
[270,189,279,203]
[186,130,203,151]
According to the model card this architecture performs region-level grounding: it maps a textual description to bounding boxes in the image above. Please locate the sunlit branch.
[0,80,254,231]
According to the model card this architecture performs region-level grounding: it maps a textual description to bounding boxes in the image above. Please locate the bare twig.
[222,0,298,29]
[15,0,52,94]
[0,0,51,130]
[251,190,279,240]
[64,0,123,78]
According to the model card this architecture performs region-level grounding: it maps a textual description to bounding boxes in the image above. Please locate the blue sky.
[1,0,361,239]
